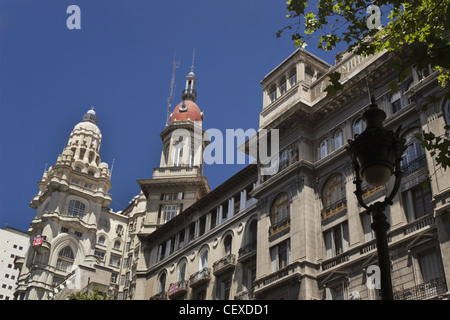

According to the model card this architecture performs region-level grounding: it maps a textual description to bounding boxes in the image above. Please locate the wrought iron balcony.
[238,241,257,262]
[401,154,427,177]
[321,198,347,219]
[269,217,290,236]
[394,278,447,300]
[213,254,236,276]
[189,267,211,288]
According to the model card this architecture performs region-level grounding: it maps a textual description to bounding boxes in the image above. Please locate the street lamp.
[346,97,406,300]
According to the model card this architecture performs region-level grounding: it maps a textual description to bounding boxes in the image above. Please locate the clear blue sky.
[0,0,337,232]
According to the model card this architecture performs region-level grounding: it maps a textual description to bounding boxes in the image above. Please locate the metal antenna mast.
[166,53,180,126]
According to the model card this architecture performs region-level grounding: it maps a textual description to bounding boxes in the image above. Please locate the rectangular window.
[270,239,290,272]
[210,211,217,229]
[412,185,433,219]
[188,223,196,242]
[94,250,105,261]
[163,205,178,223]
[199,216,206,237]
[178,229,186,249]
[324,222,349,259]
[418,250,442,282]
[109,255,121,267]
[392,99,402,113]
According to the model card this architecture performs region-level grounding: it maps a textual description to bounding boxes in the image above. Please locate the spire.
[182,49,197,102]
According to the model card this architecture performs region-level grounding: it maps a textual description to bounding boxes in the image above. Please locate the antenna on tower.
[191,48,195,72]
[166,53,180,127]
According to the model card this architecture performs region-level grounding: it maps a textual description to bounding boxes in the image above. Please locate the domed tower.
[137,62,210,236]
[20,109,113,300]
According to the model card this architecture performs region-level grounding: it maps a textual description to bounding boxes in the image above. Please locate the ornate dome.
[170,100,203,124]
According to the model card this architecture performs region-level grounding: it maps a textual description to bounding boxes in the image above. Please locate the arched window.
[158,273,166,293]
[224,234,233,255]
[98,236,105,245]
[56,246,74,272]
[320,139,328,159]
[322,174,346,218]
[334,130,343,150]
[352,119,363,136]
[67,200,85,219]
[199,247,209,270]
[178,260,187,282]
[114,240,121,250]
[173,141,184,167]
[270,193,290,235]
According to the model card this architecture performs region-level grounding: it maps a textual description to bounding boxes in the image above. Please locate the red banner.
[33,236,43,246]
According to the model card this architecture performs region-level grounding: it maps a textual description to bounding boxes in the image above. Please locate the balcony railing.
[394,278,447,300]
[322,198,347,219]
[253,262,301,294]
[322,252,350,271]
[404,214,435,235]
[213,254,236,276]
[401,154,427,177]
[189,267,211,288]
[238,241,257,262]
[168,280,189,299]
[269,217,290,236]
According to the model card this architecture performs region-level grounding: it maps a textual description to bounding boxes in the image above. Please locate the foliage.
[415,129,450,170]
[278,0,450,170]
[278,0,450,88]
[68,287,112,300]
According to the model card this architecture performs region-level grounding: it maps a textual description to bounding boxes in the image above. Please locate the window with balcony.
[322,174,346,219]
[67,200,85,219]
[411,184,433,220]
[401,130,426,176]
[270,239,290,272]
[199,247,209,270]
[269,193,290,235]
[158,273,166,294]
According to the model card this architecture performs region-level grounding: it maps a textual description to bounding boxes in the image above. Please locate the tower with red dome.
[137,62,210,235]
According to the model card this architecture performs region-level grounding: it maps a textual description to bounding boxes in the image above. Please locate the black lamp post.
[346,97,406,300]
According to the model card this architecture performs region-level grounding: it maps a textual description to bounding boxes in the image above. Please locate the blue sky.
[0,0,338,232]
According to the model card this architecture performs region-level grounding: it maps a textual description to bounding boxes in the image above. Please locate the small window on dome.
[179,102,188,112]
[75,167,82,172]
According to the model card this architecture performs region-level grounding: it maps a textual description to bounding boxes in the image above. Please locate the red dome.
[171,100,203,124]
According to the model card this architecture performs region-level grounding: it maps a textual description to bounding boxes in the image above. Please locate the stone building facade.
[15,46,450,300]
